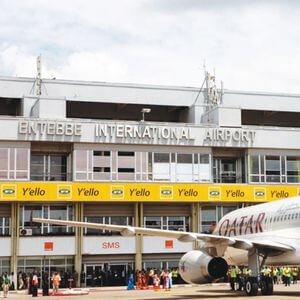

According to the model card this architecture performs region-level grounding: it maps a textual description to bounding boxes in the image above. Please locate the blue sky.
[0,0,299,93]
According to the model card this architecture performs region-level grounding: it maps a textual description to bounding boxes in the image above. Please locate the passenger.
[148,269,154,286]
[141,271,148,289]
[2,272,10,298]
[9,272,14,291]
[127,274,135,290]
[167,270,173,291]
[153,274,160,291]
[136,271,142,290]
[52,272,61,295]
[42,272,49,296]
[31,271,39,297]
[18,272,24,290]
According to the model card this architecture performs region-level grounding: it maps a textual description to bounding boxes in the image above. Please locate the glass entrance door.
[109,264,125,286]
[85,264,104,287]
[213,158,239,183]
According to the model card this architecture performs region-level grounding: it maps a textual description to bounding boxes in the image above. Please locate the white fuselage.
[213,196,300,266]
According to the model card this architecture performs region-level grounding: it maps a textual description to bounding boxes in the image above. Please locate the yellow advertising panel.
[0,182,300,203]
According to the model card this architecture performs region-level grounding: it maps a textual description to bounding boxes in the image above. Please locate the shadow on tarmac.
[134,289,300,300]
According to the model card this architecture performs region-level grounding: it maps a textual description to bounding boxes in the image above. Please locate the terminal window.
[0,147,29,180]
[84,216,133,235]
[30,154,68,181]
[74,149,211,182]
[249,154,300,183]
[144,216,190,232]
[20,205,74,236]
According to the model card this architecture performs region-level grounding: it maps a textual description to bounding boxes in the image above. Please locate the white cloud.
[0,0,300,93]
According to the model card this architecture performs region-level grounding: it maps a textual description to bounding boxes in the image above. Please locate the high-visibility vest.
[230,269,236,278]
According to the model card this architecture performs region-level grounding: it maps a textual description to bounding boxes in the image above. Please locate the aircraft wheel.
[266,280,274,295]
[245,279,258,296]
[261,278,273,295]
[261,280,268,295]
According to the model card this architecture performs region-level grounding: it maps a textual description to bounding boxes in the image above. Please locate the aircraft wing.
[32,218,294,254]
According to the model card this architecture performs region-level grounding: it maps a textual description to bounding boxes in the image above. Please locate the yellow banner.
[0,182,300,202]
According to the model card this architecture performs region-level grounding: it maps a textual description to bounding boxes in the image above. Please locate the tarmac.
[3,283,300,299]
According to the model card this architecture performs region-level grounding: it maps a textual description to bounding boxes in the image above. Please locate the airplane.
[33,195,300,296]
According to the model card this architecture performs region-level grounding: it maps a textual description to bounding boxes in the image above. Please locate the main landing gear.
[244,276,273,296]
[244,248,273,296]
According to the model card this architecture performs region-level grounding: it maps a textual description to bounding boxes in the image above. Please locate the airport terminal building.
[0,73,300,286]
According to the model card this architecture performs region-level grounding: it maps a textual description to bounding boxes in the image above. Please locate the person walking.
[9,273,14,291]
[2,272,10,298]
[18,272,24,290]
[171,268,178,285]
[31,272,39,297]
[292,267,298,284]
[153,274,160,291]
[272,267,278,284]
[52,272,61,295]
[42,272,49,296]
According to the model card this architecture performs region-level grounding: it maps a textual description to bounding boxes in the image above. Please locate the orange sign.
[44,242,53,251]
[165,240,173,249]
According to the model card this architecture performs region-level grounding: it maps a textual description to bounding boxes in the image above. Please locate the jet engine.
[178,250,228,284]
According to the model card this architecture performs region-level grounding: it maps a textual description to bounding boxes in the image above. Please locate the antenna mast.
[36,55,42,96]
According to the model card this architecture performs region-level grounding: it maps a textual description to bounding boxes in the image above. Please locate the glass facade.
[0,147,29,180]
[30,154,68,181]
[200,206,237,233]
[249,154,300,183]
[144,216,190,232]
[84,216,133,235]
[0,258,10,274]
[75,150,211,182]
[17,257,74,287]
[19,205,74,235]
[0,217,11,236]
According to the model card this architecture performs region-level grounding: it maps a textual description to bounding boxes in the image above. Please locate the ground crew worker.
[229,266,236,290]
[171,268,178,285]
[235,266,242,291]
[246,268,252,277]
[262,266,271,277]
[292,267,298,284]
[283,267,291,286]
[272,267,278,284]
[280,267,285,285]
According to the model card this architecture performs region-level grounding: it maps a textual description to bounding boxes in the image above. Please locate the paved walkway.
[4,283,300,299]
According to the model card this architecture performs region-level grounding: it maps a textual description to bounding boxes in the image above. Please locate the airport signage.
[18,120,194,141]
[95,124,194,141]
[83,237,136,254]
[1,182,299,203]
[0,118,297,148]
[204,128,256,143]
[18,121,82,136]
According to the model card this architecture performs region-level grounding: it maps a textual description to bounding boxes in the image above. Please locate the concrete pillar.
[191,203,199,250]
[134,203,142,271]
[11,202,19,288]
[74,202,83,287]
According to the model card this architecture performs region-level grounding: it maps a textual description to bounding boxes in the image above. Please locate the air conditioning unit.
[19,228,32,236]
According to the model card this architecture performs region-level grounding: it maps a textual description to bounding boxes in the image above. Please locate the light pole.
[141,108,151,122]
